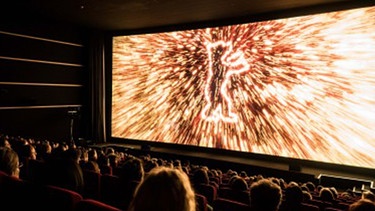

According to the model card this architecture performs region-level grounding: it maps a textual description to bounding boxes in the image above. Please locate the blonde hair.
[128,166,196,211]
[0,147,20,178]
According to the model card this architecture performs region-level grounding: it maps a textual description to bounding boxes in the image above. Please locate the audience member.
[3,133,375,211]
[81,160,101,173]
[63,147,82,164]
[302,190,313,202]
[17,143,37,180]
[349,199,375,211]
[362,190,375,202]
[118,157,144,183]
[0,147,20,178]
[128,166,196,211]
[114,157,145,210]
[330,187,339,199]
[0,136,12,148]
[192,168,210,186]
[108,153,120,172]
[41,157,85,194]
[143,159,158,173]
[87,148,98,162]
[340,189,357,201]
[105,147,116,155]
[79,148,89,165]
[319,187,335,202]
[279,183,304,211]
[36,141,52,161]
[231,176,249,191]
[249,178,282,211]
[191,167,217,207]
[97,152,112,175]
[304,181,316,193]
[228,176,250,204]
[239,170,248,178]
[173,159,182,171]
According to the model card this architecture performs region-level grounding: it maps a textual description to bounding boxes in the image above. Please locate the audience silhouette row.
[1,133,375,211]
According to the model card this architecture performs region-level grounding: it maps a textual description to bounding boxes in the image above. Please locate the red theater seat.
[213,198,250,211]
[100,174,121,207]
[324,207,344,211]
[194,183,217,205]
[301,203,320,211]
[44,185,83,211]
[83,170,101,199]
[0,173,46,210]
[196,193,208,211]
[218,187,250,205]
[75,199,122,211]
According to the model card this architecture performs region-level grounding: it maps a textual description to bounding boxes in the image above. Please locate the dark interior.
[1,0,375,191]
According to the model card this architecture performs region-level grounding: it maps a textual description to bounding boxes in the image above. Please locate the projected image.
[112,6,375,168]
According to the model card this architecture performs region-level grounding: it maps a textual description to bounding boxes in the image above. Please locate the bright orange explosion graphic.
[112,6,375,168]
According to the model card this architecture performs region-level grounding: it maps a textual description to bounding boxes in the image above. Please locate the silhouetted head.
[129,166,196,211]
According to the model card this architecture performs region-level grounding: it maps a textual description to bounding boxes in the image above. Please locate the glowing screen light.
[112,5,375,169]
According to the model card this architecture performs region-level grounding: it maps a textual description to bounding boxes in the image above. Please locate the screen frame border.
[105,0,375,178]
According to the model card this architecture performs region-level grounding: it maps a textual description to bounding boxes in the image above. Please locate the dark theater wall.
[0,16,89,142]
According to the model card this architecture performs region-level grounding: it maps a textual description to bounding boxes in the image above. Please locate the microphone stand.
[68,109,78,147]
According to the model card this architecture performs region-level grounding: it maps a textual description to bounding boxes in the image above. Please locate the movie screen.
[112,6,375,169]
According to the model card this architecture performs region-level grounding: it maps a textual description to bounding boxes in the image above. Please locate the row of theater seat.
[0,170,120,211]
[1,158,354,211]
[82,168,248,211]
[81,169,340,211]
[2,169,245,211]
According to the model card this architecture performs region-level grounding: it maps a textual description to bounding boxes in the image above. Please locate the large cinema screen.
[111,5,375,169]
